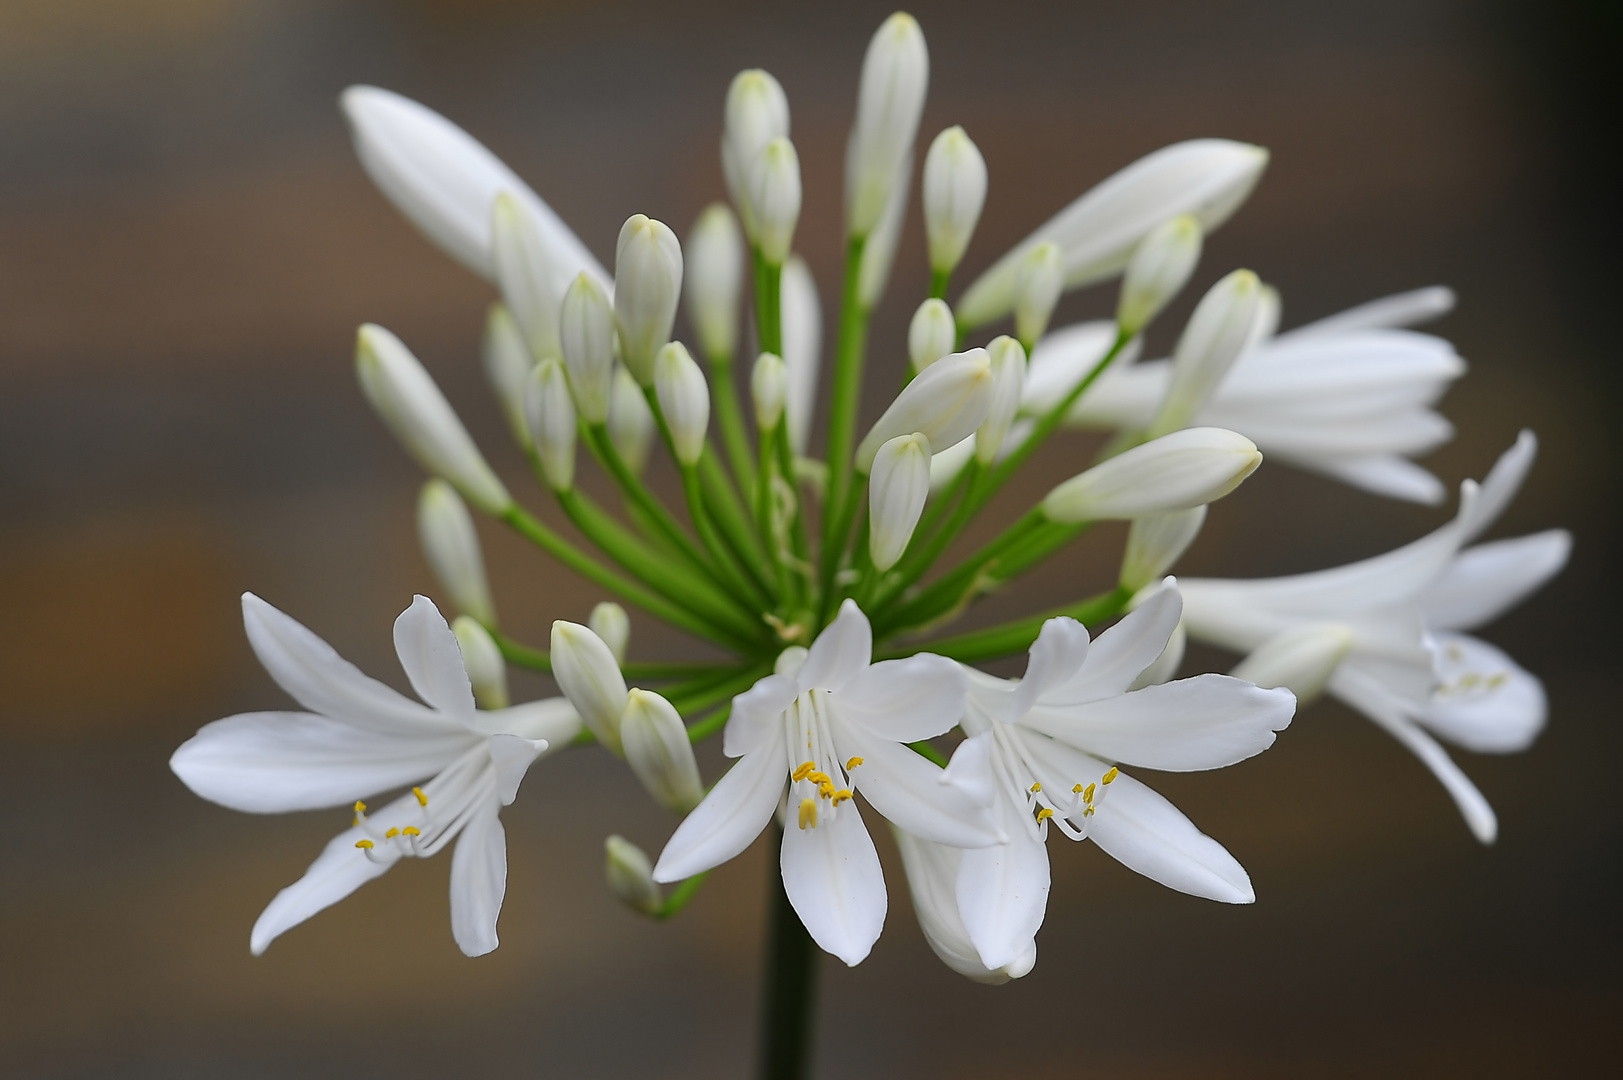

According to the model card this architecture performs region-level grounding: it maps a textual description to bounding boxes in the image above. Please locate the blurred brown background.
[1,0,1618,1076]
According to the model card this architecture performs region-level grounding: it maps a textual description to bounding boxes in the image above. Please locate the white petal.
[836,654,966,742]
[472,696,582,742]
[891,826,1028,984]
[653,746,785,882]
[1274,286,1456,340]
[780,801,887,966]
[798,600,873,692]
[1418,634,1546,754]
[1086,770,1254,902]
[1045,582,1182,704]
[393,595,476,719]
[488,734,548,805]
[1298,454,1447,505]
[169,711,473,813]
[1419,531,1571,632]
[941,732,998,807]
[956,795,1051,971]
[1008,617,1091,723]
[448,796,507,956]
[723,673,798,758]
[838,725,1000,847]
[780,256,823,456]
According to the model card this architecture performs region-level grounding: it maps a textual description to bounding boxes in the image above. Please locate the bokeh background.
[2,0,1619,1076]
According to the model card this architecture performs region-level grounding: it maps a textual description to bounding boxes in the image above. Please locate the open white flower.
[653,600,1000,965]
[907,584,1295,978]
[170,594,580,957]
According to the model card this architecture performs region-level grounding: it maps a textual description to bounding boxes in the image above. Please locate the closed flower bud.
[1119,506,1207,592]
[356,324,511,514]
[976,336,1026,465]
[492,192,567,362]
[908,298,956,374]
[748,137,802,266]
[1116,215,1203,337]
[589,602,630,665]
[608,366,655,476]
[614,214,684,386]
[685,203,745,361]
[855,152,911,309]
[752,351,787,430]
[722,70,791,240]
[559,272,616,424]
[621,689,704,815]
[780,256,822,455]
[452,615,509,710]
[1230,624,1353,704]
[1147,269,1262,438]
[524,357,576,492]
[869,433,932,571]
[1043,427,1262,522]
[550,620,628,755]
[654,341,710,467]
[481,303,536,450]
[605,834,662,915]
[416,480,496,626]
[923,126,987,275]
[856,348,994,472]
[846,12,929,237]
[1014,242,1064,348]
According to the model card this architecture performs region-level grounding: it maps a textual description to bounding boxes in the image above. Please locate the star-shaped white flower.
[170,594,580,956]
[652,600,1000,965]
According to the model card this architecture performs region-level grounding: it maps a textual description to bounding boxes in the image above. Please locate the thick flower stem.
[706,351,759,497]
[819,235,872,605]
[758,826,819,1080]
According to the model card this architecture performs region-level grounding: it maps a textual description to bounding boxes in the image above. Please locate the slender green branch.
[872,506,1048,637]
[700,445,773,592]
[685,701,733,743]
[928,267,951,301]
[682,464,774,612]
[754,251,784,357]
[670,663,770,720]
[886,585,1132,662]
[819,234,871,606]
[705,352,758,497]
[651,871,709,920]
[585,422,722,586]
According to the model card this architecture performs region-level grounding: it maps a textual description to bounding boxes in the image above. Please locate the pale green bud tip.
[614,214,684,386]
[923,125,988,275]
[685,203,744,361]
[550,620,628,755]
[1013,242,1064,348]
[452,615,509,710]
[1042,427,1261,523]
[605,835,662,915]
[1119,506,1207,592]
[621,689,704,815]
[752,352,788,430]
[869,432,932,572]
[1230,624,1354,704]
[654,341,710,467]
[525,357,577,492]
[588,602,630,665]
[416,480,496,626]
[1116,215,1203,336]
[908,298,956,374]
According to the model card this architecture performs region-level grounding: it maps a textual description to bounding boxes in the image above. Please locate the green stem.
[987,327,1132,493]
[820,235,871,600]
[754,252,784,357]
[872,506,1048,638]
[817,478,867,625]
[706,352,758,498]
[685,701,733,743]
[928,267,951,301]
[682,464,774,612]
[652,871,709,920]
[888,585,1132,662]
[587,422,720,584]
[758,824,818,1080]
[700,446,773,593]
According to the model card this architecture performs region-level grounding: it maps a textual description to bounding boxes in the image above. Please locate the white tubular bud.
[559,272,616,424]
[908,298,957,374]
[1146,269,1262,438]
[845,11,929,237]
[416,480,496,626]
[975,336,1026,465]
[722,70,791,240]
[855,150,911,309]
[550,620,628,755]
[923,125,987,275]
[868,433,932,572]
[524,357,577,492]
[685,203,745,361]
[588,602,630,665]
[621,689,704,815]
[1043,427,1261,522]
[654,341,710,467]
[608,366,655,476]
[492,192,567,362]
[1013,242,1064,348]
[614,214,683,386]
[605,834,662,915]
[1231,624,1354,705]
[856,348,994,472]
[780,256,823,455]
[748,137,802,266]
[1116,215,1203,337]
[1119,506,1207,592]
[356,324,511,514]
[752,351,787,430]
[452,615,509,710]
[481,303,536,449]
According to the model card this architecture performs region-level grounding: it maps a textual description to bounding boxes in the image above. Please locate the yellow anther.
[807,771,832,786]
[354,800,367,814]
[1488,672,1508,688]
[402,826,421,837]
[384,828,400,839]
[832,789,854,806]
[819,781,836,800]
[355,839,375,849]
[792,761,816,782]
[846,756,865,770]
[1083,783,1096,804]
[798,797,818,830]
[1073,783,1084,794]
[1035,807,1054,823]
[1102,767,1119,785]
[1029,782,1042,793]
[1083,805,1095,818]
[413,786,428,807]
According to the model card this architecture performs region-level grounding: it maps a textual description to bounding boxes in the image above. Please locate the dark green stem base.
[758,826,818,1080]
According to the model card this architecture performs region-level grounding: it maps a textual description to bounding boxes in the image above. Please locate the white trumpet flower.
[780,256,823,455]
[170,594,578,956]
[1042,427,1261,522]
[621,689,705,815]
[654,601,999,966]
[551,620,629,755]
[846,12,929,238]
[416,480,497,626]
[923,126,988,276]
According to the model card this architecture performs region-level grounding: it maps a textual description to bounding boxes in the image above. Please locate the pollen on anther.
[1083,783,1096,804]
[385,828,400,839]
[807,771,832,786]
[1035,808,1054,823]
[1029,782,1042,793]
[355,839,375,849]
[832,789,853,806]
[819,781,836,800]
[402,826,421,837]
[354,800,367,814]
[1102,767,1119,785]
[1072,783,1084,794]
[846,756,864,770]
[792,761,816,782]
[413,786,428,807]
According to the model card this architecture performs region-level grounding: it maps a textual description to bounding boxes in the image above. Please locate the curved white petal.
[1274,286,1456,340]
[956,796,1051,971]
[653,746,785,882]
[1008,617,1091,722]
[837,654,965,742]
[1420,531,1571,632]
[891,826,1031,984]
[839,726,1000,847]
[448,797,507,957]
[1418,634,1546,754]
[393,595,476,719]
[724,673,798,758]
[1295,453,1447,505]
[488,734,548,805]
[1086,771,1254,902]
[798,600,873,692]
[780,256,823,456]
[1045,583,1182,704]
[942,731,998,806]
[780,801,887,966]
[471,696,582,743]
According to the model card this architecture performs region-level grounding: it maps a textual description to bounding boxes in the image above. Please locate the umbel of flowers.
[170,6,1568,1063]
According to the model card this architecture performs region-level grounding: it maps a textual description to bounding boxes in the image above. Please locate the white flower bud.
[550,620,628,755]
[356,324,511,514]
[559,271,616,424]
[685,203,745,361]
[416,480,496,626]
[975,336,1026,465]
[451,615,509,710]
[1042,427,1261,522]
[752,351,787,430]
[1116,215,1202,336]
[1230,624,1353,705]
[1119,506,1207,592]
[588,602,630,665]
[721,70,791,240]
[654,341,710,467]
[481,303,536,450]
[923,126,987,275]
[846,12,929,237]
[1147,269,1263,438]
[747,137,802,266]
[524,357,576,492]
[608,366,655,476]
[780,256,823,455]
[605,834,662,914]
[492,192,567,362]
[856,348,994,472]
[869,433,932,572]
[621,689,704,815]
[1013,242,1064,347]
[614,214,683,386]
[908,298,956,374]
[855,151,911,309]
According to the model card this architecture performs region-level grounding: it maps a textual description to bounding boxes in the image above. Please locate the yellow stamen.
[1035,808,1054,823]
[354,800,367,814]
[807,771,832,786]
[1073,783,1084,794]
[1488,672,1508,688]
[384,828,400,839]
[402,826,421,837]
[798,797,818,830]
[355,839,374,849]
[413,786,428,807]
[1102,767,1119,785]
[1029,782,1042,793]
[1083,783,1096,804]
[846,756,864,770]
[792,761,816,782]
[1083,805,1095,818]
[832,789,854,806]
[819,781,836,800]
